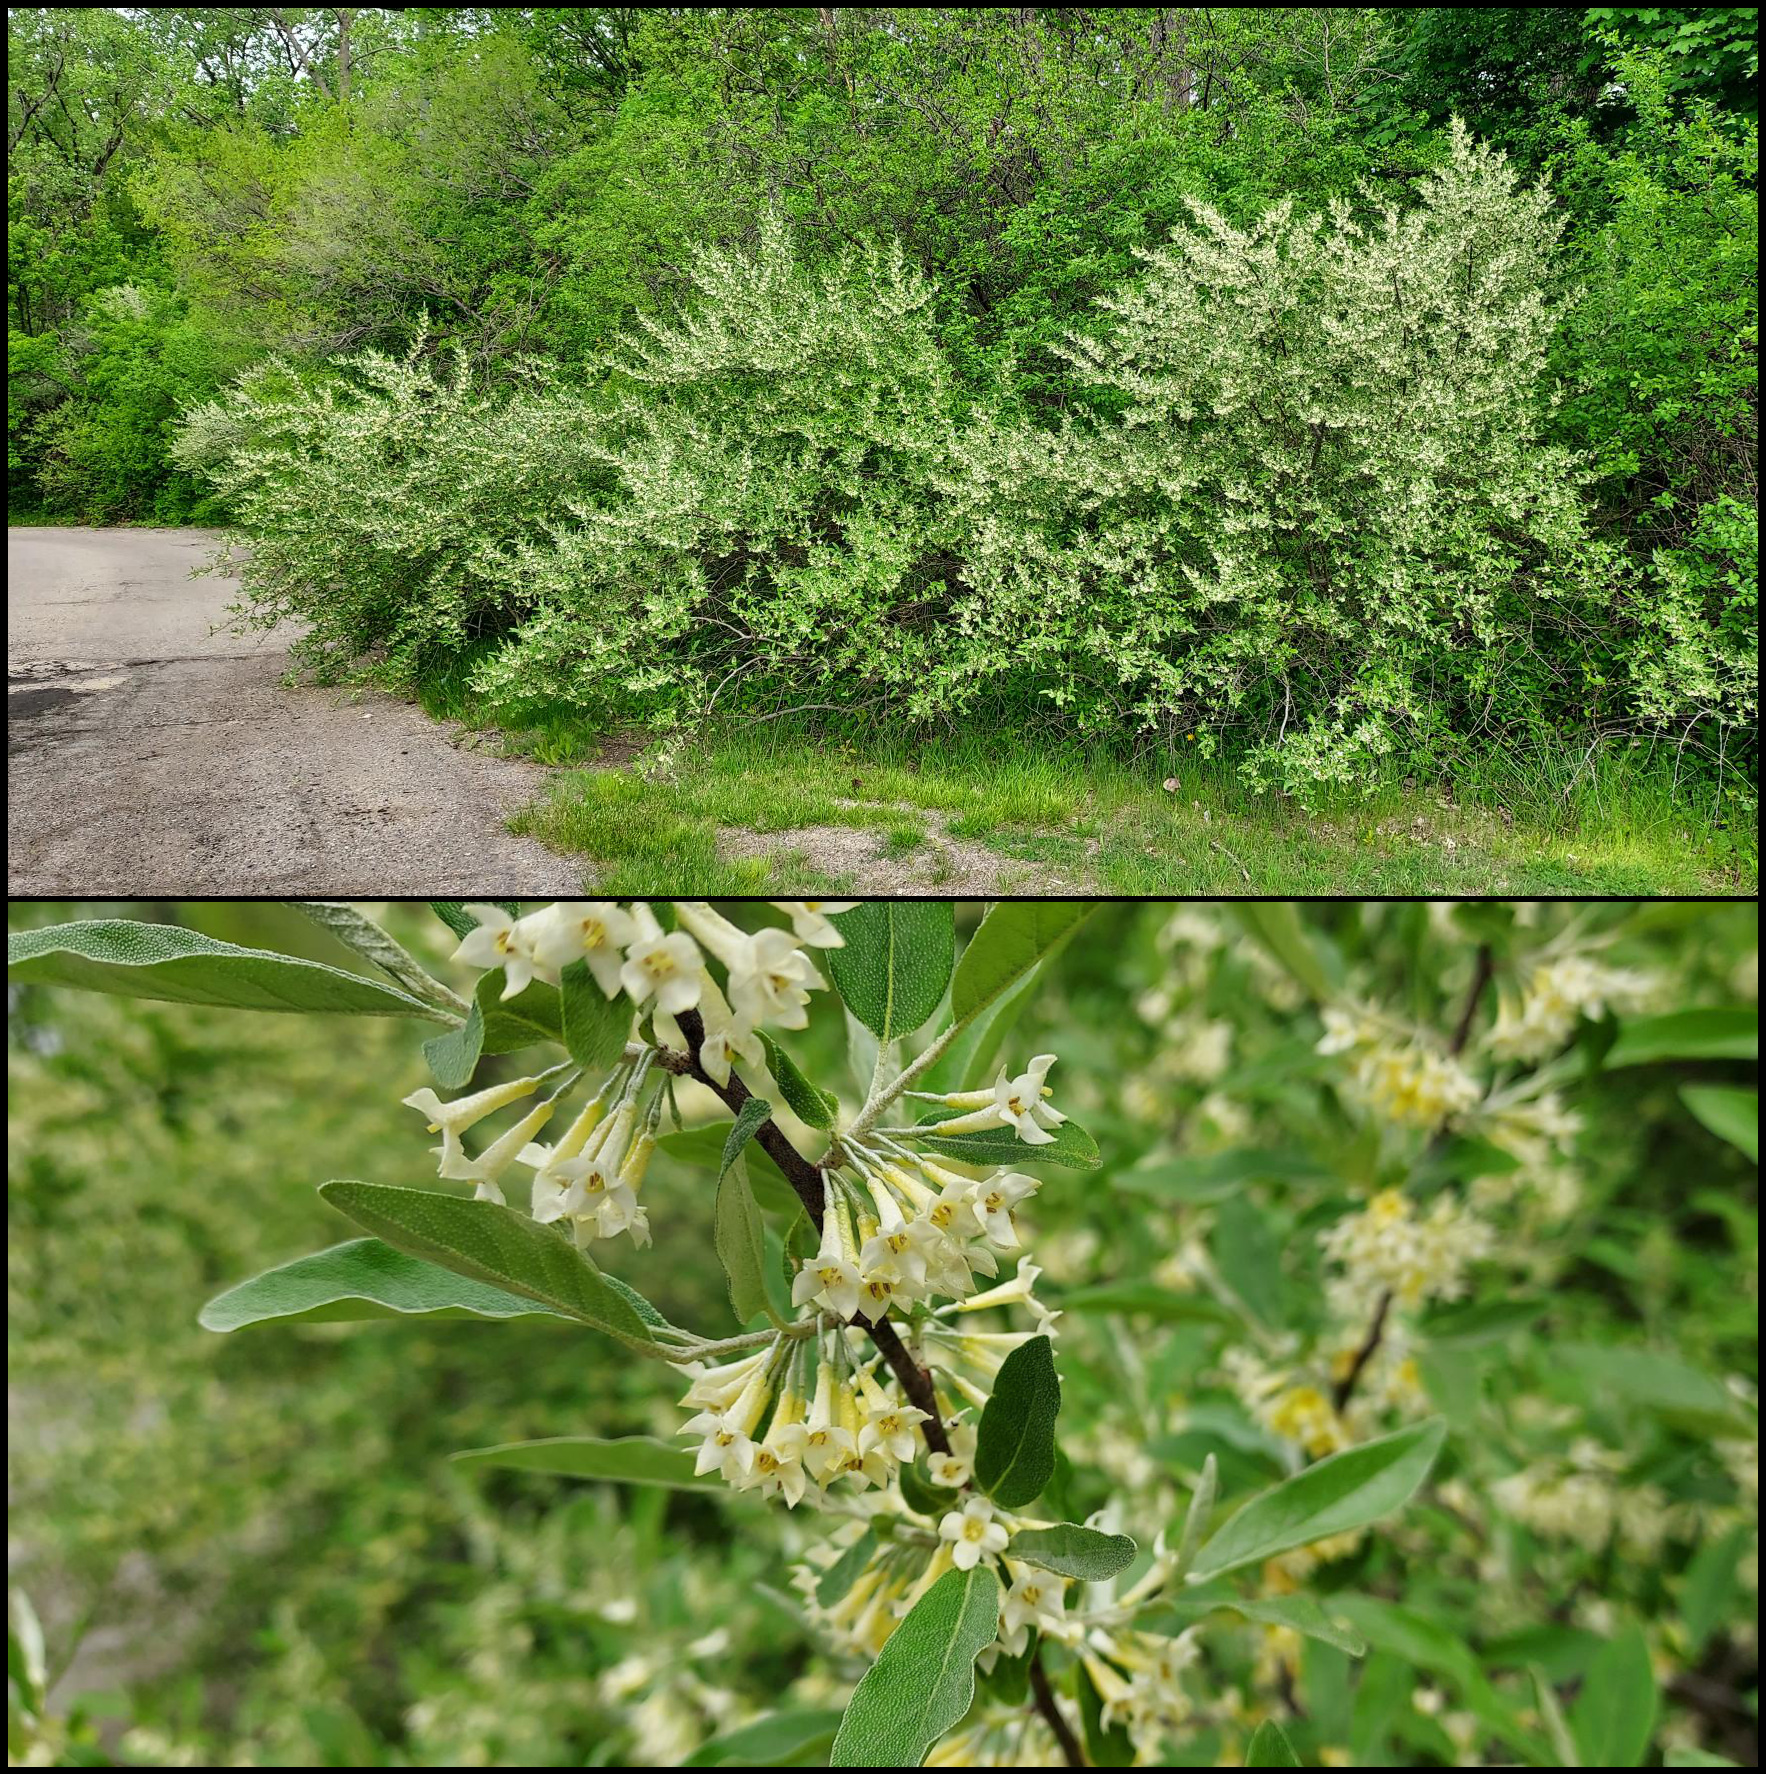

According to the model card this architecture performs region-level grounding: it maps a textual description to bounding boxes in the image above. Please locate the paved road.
[8,527,586,894]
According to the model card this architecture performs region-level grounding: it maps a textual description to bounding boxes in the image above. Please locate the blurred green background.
[6,899,1759,1767]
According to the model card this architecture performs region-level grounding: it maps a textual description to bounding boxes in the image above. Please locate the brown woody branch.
[664,1008,950,1457]
[1334,943,1496,1414]
[1331,1286,1392,1413]
[1029,1646,1086,1767]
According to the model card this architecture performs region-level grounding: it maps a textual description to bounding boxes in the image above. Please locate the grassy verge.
[409,667,1752,894]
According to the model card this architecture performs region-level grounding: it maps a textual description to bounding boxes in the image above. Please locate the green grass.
[469,715,1754,897]
[410,650,1755,894]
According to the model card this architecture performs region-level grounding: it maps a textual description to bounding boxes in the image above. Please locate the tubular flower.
[1485,956,1655,1061]
[402,1075,543,1175]
[792,1198,863,1320]
[435,1097,558,1200]
[770,901,857,948]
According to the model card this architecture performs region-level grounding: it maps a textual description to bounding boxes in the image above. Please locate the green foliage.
[825,902,956,1044]
[1185,1419,1448,1581]
[829,1565,999,1767]
[973,1334,1061,1507]
[198,1238,575,1331]
[317,1180,663,1351]
[6,898,1761,1765]
[13,6,1750,802]
[5,917,445,1018]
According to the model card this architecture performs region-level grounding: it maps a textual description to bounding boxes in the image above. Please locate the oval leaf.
[7,920,445,1019]
[1187,1418,1447,1583]
[721,1094,775,1176]
[760,1033,838,1130]
[715,1156,771,1324]
[198,1238,576,1331]
[830,1564,1000,1767]
[1008,1524,1136,1582]
[476,970,565,1053]
[317,1180,657,1352]
[826,903,955,1042]
[975,1333,1060,1507]
[423,999,485,1089]
[561,957,632,1071]
[950,903,1093,1024]
[913,1113,1101,1171]
[1246,1719,1301,1767]
[450,1434,721,1490]
[1572,1623,1658,1768]
[1680,1085,1758,1163]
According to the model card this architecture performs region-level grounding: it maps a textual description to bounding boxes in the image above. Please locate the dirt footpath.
[7,527,584,895]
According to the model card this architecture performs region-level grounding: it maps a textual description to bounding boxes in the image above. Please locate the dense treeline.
[7,7,1757,787]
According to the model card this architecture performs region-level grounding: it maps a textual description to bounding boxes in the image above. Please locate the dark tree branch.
[1335,942,1497,1414]
[1449,943,1496,1057]
[1029,1646,1085,1767]
[1331,1286,1392,1413]
[664,1007,949,1456]
[866,1313,949,1456]
[665,1007,824,1216]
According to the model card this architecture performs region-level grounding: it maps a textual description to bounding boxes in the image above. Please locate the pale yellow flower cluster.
[1492,1439,1680,1556]
[1081,1629,1202,1758]
[1486,954,1656,1061]
[1316,1007,1480,1128]
[1319,1187,1494,1312]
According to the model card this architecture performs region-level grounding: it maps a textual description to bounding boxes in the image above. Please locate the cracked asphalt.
[8,527,586,895]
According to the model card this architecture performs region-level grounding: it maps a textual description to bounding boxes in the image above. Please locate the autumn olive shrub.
[5,903,1457,1768]
[6,901,1759,1766]
[954,122,1609,790]
[172,345,609,685]
[177,123,1745,787]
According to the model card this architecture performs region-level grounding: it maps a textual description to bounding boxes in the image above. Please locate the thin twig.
[664,1009,950,1456]
[1449,944,1495,1057]
[1336,942,1495,1413]
[1331,1287,1392,1413]
[1209,837,1251,885]
[1029,1646,1086,1767]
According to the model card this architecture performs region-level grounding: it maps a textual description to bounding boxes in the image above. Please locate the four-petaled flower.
[532,900,637,997]
[620,930,704,1015]
[938,1496,1010,1571]
[451,903,546,1000]
[993,1054,1066,1145]
[729,928,825,1030]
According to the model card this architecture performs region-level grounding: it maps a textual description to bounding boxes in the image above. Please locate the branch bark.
[664,1008,950,1456]
[1029,1646,1085,1767]
[1331,1286,1392,1413]
[1335,942,1496,1413]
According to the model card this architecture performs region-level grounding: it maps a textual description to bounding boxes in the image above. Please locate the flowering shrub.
[175,124,1746,787]
[7,900,1757,1766]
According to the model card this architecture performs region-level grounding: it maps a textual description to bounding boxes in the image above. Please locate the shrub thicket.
[179,126,1751,789]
